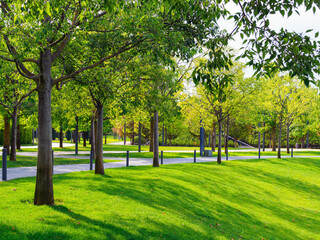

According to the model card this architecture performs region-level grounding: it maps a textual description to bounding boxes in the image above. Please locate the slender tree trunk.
[91,117,96,160]
[165,128,167,146]
[83,131,87,147]
[278,115,282,159]
[34,49,54,205]
[138,121,141,152]
[104,134,107,144]
[95,102,104,175]
[75,117,78,154]
[94,119,98,160]
[17,124,21,150]
[149,116,154,152]
[272,129,276,151]
[162,124,164,146]
[225,116,230,160]
[234,138,238,148]
[124,120,126,145]
[59,124,63,148]
[217,119,222,164]
[212,124,216,152]
[10,107,18,161]
[286,124,290,154]
[131,121,135,145]
[263,122,265,151]
[301,137,305,148]
[153,110,159,167]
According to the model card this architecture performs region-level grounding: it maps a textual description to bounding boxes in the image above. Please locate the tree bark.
[217,119,222,164]
[91,117,96,160]
[278,115,283,159]
[138,121,141,152]
[17,124,21,150]
[263,122,266,151]
[95,102,104,175]
[212,124,216,152]
[165,128,167,146]
[10,107,18,161]
[123,121,126,145]
[34,48,54,205]
[59,124,63,148]
[286,124,290,154]
[75,116,78,155]
[83,131,87,147]
[153,110,159,167]
[149,116,154,152]
[272,129,276,151]
[131,121,135,145]
[225,116,230,160]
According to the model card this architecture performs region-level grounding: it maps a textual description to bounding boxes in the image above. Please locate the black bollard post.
[90,150,93,170]
[126,150,129,167]
[161,151,163,165]
[291,147,293,158]
[2,148,7,181]
[52,150,54,175]
[194,150,196,163]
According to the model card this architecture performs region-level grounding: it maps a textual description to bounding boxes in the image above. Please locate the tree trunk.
[212,124,216,152]
[10,107,18,161]
[104,134,107,144]
[165,128,167,146]
[138,121,141,152]
[124,121,126,145]
[3,114,11,154]
[162,124,165,146]
[34,49,54,205]
[153,110,159,167]
[131,121,135,145]
[272,129,276,151]
[301,137,305,148]
[217,119,222,164]
[234,138,238,148]
[286,124,290,154]
[94,119,98,160]
[83,131,87,147]
[95,102,105,175]
[75,116,78,154]
[149,116,154,152]
[91,117,96,160]
[263,122,266,151]
[225,116,230,160]
[278,115,282,159]
[17,124,21,150]
[59,124,63,148]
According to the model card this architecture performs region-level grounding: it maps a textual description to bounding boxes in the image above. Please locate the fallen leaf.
[12,188,16,191]
[77,222,81,225]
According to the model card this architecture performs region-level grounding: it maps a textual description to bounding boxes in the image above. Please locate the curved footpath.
[1,155,319,181]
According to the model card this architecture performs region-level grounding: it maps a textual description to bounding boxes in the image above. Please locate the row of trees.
[0,1,319,206]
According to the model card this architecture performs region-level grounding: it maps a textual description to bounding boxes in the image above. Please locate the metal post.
[52,150,54,175]
[2,148,7,181]
[258,123,261,159]
[226,150,228,161]
[194,150,196,163]
[90,150,93,170]
[161,151,163,165]
[291,147,293,158]
[126,150,129,167]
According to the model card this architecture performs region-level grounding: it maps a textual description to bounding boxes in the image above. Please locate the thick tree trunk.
[278,116,282,159]
[17,124,21,150]
[59,124,63,148]
[83,131,87,147]
[217,119,222,164]
[149,117,154,152]
[212,124,216,152]
[34,49,54,205]
[95,102,104,175]
[10,107,18,161]
[153,110,159,167]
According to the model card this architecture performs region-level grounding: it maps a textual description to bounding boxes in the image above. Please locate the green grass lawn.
[0,158,319,239]
[0,156,119,168]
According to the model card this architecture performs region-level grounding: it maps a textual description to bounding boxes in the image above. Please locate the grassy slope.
[0,158,319,240]
[0,156,119,168]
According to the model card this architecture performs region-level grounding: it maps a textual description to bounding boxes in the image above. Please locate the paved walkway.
[1,155,319,181]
